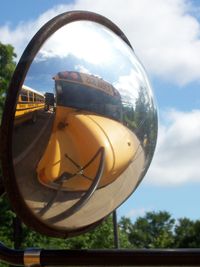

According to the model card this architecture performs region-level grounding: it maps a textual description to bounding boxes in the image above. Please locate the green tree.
[21,215,117,250]
[174,218,200,248]
[0,195,15,248]
[128,211,175,248]
[118,216,133,248]
[0,43,16,260]
[119,216,133,234]
[16,214,131,250]
[134,86,157,161]
[0,42,16,119]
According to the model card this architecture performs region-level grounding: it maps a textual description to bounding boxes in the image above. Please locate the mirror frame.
[0,11,134,237]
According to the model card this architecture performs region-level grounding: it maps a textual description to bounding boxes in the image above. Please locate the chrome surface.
[12,21,157,233]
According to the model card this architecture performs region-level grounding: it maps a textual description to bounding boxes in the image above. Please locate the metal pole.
[0,176,5,196]
[112,210,120,249]
[13,216,22,249]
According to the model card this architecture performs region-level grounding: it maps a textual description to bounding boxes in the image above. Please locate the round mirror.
[0,11,157,237]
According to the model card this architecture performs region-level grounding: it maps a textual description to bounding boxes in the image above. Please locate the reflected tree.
[134,86,157,160]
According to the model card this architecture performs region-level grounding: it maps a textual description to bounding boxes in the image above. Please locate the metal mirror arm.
[44,147,105,224]
[0,129,5,196]
[0,177,5,196]
[1,242,200,267]
[0,243,23,266]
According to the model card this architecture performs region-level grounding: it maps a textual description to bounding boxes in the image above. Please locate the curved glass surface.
[12,21,157,233]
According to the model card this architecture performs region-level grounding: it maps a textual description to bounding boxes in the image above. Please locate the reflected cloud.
[74,64,91,75]
[37,22,114,65]
[114,69,140,107]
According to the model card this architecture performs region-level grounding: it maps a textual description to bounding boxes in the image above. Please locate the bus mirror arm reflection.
[40,147,105,223]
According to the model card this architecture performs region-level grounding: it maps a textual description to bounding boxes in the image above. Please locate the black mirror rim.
[0,10,133,238]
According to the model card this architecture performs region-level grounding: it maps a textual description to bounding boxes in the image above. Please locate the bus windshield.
[54,71,122,122]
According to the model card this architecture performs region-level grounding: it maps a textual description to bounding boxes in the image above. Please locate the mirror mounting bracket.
[24,249,41,267]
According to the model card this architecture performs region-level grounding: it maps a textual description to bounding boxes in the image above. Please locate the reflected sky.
[24,20,153,110]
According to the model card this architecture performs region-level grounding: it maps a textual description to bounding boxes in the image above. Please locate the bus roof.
[53,71,118,97]
[22,85,44,97]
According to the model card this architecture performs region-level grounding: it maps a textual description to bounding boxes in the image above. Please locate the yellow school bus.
[15,85,45,125]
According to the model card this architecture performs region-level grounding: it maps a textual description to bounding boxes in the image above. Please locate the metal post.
[13,216,22,249]
[112,210,120,249]
[0,176,5,196]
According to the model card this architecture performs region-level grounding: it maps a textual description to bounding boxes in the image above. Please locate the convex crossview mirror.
[0,11,158,238]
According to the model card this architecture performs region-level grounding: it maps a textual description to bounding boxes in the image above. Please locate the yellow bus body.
[15,85,45,125]
[37,106,137,191]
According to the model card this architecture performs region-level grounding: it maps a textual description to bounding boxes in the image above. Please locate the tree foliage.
[132,211,175,248]
[0,42,16,119]
[1,203,200,252]
[1,194,200,267]
[0,196,15,248]
[21,215,116,249]
[174,218,200,248]
[119,211,200,249]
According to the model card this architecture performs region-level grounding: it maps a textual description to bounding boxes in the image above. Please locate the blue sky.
[1,0,200,224]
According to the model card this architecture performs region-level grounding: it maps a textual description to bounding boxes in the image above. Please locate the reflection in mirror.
[12,20,157,234]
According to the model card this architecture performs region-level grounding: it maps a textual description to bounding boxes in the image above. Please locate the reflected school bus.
[37,71,136,192]
[54,71,122,121]
[15,85,45,125]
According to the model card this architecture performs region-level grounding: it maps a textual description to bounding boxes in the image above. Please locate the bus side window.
[20,89,28,102]
[29,92,33,102]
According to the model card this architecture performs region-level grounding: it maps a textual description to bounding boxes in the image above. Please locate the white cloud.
[0,4,74,58]
[114,70,141,105]
[145,109,200,186]
[75,64,91,74]
[1,0,200,85]
[38,21,114,65]
[76,0,200,86]
[126,207,152,219]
